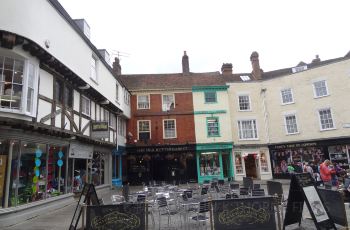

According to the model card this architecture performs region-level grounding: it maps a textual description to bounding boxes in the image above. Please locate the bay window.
[0,54,38,116]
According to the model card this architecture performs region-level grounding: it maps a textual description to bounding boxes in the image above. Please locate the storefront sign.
[127,144,195,154]
[272,142,318,150]
[91,121,109,139]
[69,142,93,159]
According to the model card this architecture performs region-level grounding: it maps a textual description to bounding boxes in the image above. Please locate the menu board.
[86,203,146,230]
[212,197,276,230]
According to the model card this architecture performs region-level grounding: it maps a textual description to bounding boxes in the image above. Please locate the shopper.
[319,160,335,188]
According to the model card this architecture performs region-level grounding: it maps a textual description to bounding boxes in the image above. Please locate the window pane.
[281,89,293,104]
[319,109,334,129]
[162,94,174,111]
[205,92,216,103]
[314,81,328,97]
[138,95,149,109]
[285,115,298,134]
[207,118,219,136]
[4,57,14,70]
[164,120,175,138]
[238,120,258,139]
[239,95,250,110]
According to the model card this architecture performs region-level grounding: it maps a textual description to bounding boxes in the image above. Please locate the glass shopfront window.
[18,142,46,205]
[9,140,20,207]
[199,152,220,176]
[260,151,269,172]
[235,152,243,174]
[0,140,8,208]
[47,145,67,197]
[90,152,105,186]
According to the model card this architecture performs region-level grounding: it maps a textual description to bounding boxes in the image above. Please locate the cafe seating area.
[110,177,285,229]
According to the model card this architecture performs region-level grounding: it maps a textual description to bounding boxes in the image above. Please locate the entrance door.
[244,155,257,178]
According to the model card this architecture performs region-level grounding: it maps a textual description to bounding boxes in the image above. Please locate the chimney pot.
[113,57,122,75]
[182,51,190,75]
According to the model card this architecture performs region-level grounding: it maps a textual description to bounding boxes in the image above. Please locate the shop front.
[233,147,272,181]
[125,144,196,185]
[269,138,350,179]
[196,142,233,184]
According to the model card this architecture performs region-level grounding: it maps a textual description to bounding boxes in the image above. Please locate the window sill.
[238,109,252,112]
[320,127,336,132]
[137,107,150,110]
[163,137,177,139]
[208,135,221,138]
[281,102,295,106]
[286,132,300,135]
[238,138,259,141]
[314,94,330,99]
[204,101,217,104]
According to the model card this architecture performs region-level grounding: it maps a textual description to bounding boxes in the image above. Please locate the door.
[244,155,257,178]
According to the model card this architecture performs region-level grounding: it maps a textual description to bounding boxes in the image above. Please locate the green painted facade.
[196,142,234,184]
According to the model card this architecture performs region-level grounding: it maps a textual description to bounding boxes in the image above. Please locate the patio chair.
[239,187,249,196]
[252,189,265,196]
[191,201,210,229]
[111,195,125,204]
[253,184,261,190]
[230,183,240,192]
[156,196,178,229]
[218,179,225,186]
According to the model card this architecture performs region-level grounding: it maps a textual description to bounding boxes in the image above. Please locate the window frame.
[280,88,294,105]
[81,95,91,116]
[0,54,38,117]
[284,113,299,135]
[318,108,335,131]
[90,54,98,83]
[237,119,259,140]
[313,80,329,98]
[204,91,217,103]
[115,84,119,102]
[163,119,177,139]
[137,120,151,140]
[137,94,150,110]
[206,116,220,137]
[162,94,175,111]
[238,94,251,111]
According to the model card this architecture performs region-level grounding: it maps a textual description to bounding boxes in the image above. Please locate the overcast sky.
[58,0,350,75]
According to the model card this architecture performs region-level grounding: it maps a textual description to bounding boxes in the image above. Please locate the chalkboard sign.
[69,183,100,230]
[318,188,348,227]
[283,173,336,230]
[212,196,276,230]
[86,203,147,230]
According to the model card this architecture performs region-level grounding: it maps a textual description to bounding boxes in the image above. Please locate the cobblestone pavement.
[3,183,350,230]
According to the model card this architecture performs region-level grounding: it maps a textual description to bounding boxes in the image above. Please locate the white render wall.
[0,0,124,112]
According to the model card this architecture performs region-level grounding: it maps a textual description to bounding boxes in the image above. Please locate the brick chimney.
[221,63,233,75]
[250,51,262,80]
[182,51,190,74]
[112,57,121,75]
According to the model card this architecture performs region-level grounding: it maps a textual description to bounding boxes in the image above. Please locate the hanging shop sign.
[69,142,93,159]
[127,144,196,154]
[91,121,109,139]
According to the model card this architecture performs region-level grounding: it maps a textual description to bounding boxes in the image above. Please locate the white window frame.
[163,119,177,139]
[280,88,294,105]
[115,84,119,102]
[237,119,259,140]
[118,117,126,136]
[137,120,151,140]
[238,94,251,111]
[0,54,39,117]
[137,94,150,109]
[162,94,175,111]
[318,108,335,131]
[313,80,329,98]
[124,90,130,105]
[81,95,91,116]
[90,54,98,83]
[284,113,299,135]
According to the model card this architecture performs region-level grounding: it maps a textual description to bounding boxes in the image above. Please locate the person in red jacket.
[319,160,335,188]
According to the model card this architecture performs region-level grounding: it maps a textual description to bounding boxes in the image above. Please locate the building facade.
[0,0,128,216]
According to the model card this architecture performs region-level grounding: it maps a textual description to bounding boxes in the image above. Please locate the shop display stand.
[329,151,350,170]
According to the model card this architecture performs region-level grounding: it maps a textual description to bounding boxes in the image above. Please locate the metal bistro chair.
[252,189,265,196]
[191,201,210,229]
[239,187,249,196]
[230,183,240,193]
[218,179,225,186]
[253,184,261,190]
[156,196,177,229]
[111,195,125,205]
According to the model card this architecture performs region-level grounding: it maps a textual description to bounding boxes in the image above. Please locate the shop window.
[8,140,20,207]
[318,108,334,130]
[328,145,349,170]
[238,95,251,111]
[0,55,38,116]
[90,152,104,186]
[199,152,220,176]
[204,91,217,103]
[18,143,46,205]
[138,120,150,141]
[207,117,220,137]
[0,140,8,208]
[162,94,175,111]
[163,119,176,139]
[47,145,67,197]
[137,95,149,109]
[235,153,243,174]
[260,151,269,172]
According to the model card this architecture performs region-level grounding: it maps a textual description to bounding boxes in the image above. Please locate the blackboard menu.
[318,188,348,227]
[212,197,276,230]
[86,203,146,230]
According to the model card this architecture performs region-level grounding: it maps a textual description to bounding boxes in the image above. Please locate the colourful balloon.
[35,158,41,167]
[58,151,64,159]
[35,149,42,158]
[57,159,63,167]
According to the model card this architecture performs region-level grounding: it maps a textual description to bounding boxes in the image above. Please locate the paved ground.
[3,182,350,230]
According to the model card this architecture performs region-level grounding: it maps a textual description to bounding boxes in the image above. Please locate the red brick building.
[120,52,226,184]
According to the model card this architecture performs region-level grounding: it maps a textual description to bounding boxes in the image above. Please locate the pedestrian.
[319,159,335,188]
[287,163,295,174]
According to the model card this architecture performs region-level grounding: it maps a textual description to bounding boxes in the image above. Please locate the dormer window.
[292,65,307,73]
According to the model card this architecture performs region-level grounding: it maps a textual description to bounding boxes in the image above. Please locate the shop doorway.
[244,154,257,178]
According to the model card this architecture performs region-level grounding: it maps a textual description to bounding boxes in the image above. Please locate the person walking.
[319,160,335,188]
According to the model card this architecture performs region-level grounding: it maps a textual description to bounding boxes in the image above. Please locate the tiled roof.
[120,72,226,90]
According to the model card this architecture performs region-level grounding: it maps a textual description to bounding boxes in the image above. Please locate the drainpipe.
[4,141,14,208]
[260,88,270,143]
